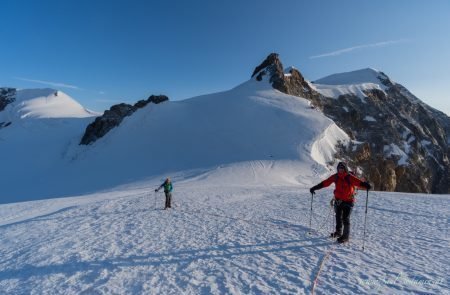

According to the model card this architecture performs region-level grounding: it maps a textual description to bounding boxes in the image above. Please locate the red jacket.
[321,172,366,202]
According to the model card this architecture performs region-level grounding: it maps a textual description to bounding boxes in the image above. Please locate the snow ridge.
[314,68,389,86]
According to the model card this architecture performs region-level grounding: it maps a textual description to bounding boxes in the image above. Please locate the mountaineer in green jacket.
[155,177,173,209]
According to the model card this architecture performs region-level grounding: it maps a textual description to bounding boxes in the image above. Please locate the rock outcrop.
[80,95,168,145]
[0,87,16,129]
[252,53,321,102]
[0,87,16,112]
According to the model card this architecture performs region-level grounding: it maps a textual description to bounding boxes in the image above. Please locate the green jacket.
[159,180,173,193]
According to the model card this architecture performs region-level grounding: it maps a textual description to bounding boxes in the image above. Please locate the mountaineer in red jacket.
[310,162,371,243]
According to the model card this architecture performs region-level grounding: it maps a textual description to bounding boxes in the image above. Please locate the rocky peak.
[252,53,319,100]
[0,87,16,111]
[0,87,16,129]
[251,53,284,82]
[80,94,168,145]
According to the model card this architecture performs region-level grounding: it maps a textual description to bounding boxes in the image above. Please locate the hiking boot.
[337,236,349,244]
[330,232,342,238]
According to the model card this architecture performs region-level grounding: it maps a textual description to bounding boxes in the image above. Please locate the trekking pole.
[154,191,157,209]
[308,192,314,234]
[362,189,369,251]
[330,198,335,235]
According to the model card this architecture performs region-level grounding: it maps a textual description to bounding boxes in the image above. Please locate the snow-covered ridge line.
[313,68,391,86]
[311,82,385,101]
[308,68,393,100]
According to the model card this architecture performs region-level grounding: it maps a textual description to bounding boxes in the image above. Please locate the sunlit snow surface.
[0,182,448,294]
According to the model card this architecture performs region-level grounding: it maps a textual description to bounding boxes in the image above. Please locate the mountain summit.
[251,53,318,100]
[0,87,97,124]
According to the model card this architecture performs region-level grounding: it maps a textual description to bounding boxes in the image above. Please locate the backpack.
[335,172,357,199]
[335,173,352,186]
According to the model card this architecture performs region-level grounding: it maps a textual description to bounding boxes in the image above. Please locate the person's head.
[166,177,171,183]
[337,162,348,174]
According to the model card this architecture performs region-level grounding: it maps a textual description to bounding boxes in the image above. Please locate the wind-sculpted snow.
[0,183,448,294]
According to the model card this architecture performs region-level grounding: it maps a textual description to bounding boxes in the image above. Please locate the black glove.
[309,183,323,194]
[155,189,158,192]
[361,182,371,190]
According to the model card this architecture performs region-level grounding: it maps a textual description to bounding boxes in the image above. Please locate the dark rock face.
[149,95,169,104]
[252,53,284,83]
[0,88,16,112]
[253,53,449,193]
[80,103,135,145]
[252,53,321,102]
[80,95,168,145]
[0,88,16,129]
[330,85,449,193]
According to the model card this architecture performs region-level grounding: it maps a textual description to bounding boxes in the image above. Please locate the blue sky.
[1,0,449,115]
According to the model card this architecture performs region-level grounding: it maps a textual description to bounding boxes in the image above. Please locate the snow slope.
[1,80,348,202]
[0,181,448,294]
[0,89,100,203]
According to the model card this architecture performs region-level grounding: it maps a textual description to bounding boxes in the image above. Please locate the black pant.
[335,200,353,238]
[165,192,172,208]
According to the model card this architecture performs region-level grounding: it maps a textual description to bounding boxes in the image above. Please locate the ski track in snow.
[0,185,448,294]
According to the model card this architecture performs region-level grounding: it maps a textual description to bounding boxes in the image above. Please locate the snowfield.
[0,180,448,294]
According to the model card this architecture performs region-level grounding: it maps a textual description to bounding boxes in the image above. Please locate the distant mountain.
[314,68,449,193]
[251,53,449,193]
[0,88,98,122]
[0,88,99,202]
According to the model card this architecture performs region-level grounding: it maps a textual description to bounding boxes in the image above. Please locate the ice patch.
[364,116,376,122]
[384,143,409,165]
